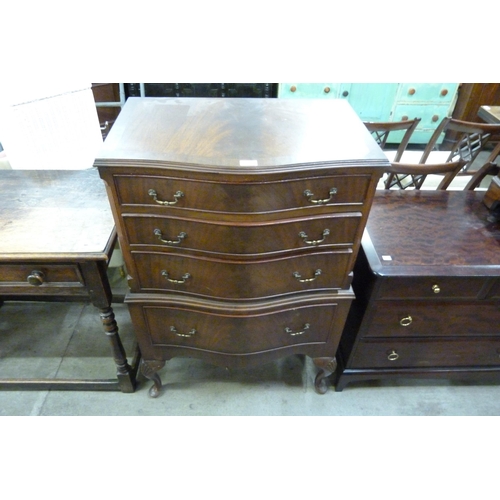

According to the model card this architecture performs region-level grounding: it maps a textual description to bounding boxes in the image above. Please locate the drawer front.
[349,339,500,369]
[112,174,371,214]
[130,250,353,298]
[377,277,488,300]
[135,302,340,354]
[123,213,361,256]
[365,301,500,338]
[0,263,84,288]
[488,279,500,299]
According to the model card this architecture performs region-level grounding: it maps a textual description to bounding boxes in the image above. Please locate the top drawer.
[377,276,489,300]
[111,173,372,215]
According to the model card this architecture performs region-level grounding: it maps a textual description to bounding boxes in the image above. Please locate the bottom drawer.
[349,339,500,369]
[127,292,354,358]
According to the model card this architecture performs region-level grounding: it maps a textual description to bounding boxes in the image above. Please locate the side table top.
[362,190,500,277]
[0,168,115,260]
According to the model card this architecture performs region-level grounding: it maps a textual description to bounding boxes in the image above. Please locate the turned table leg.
[313,357,337,394]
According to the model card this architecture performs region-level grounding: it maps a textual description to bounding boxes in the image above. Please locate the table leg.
[80,259,137,393]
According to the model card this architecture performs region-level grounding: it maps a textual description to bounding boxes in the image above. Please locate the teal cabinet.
[278,83,459,143]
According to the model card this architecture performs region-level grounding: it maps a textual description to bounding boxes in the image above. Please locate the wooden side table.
[0,169,138,392]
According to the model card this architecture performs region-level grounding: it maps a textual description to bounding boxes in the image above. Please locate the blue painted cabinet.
[278,83,459,143]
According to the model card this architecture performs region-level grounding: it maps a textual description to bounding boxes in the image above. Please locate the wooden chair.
[384,159,467,190]
[419,117,500,189]
[364,118,421,162]
[364,118,421,189]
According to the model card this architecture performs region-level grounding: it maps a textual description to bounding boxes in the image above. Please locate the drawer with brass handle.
[129,250,353,298]
[122,212,361,256]
[349,339,500,369]
[129,300,345,355]
[376,276,488,300]
[362,301,500,338]
[111,173,372,214]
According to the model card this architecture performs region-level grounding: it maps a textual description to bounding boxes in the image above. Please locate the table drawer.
[130,250,353,298]
[132,302,341,354]
[0,263,84,288]
[349,339,500,369]
[377,277,488,300]
[364,301,500,338]
[112,173,372,214]
[122,213,361,256]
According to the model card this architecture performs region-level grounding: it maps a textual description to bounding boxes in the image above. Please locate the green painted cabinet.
[278,83,459,143]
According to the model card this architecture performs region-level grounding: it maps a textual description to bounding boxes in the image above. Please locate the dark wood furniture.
[334,190,500,391]
[0,169,138,392]
[95,97,388,397]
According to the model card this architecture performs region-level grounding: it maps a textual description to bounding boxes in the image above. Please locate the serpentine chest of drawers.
[334,190,500,391]
[95,97,387,397]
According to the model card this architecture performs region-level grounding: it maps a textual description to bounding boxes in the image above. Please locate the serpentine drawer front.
[96,97,388,397]
[335,190,500,391]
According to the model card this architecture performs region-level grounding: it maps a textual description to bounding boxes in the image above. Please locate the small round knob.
[324,87,331,94]
[402,115,409,121]
[27,270,44,286]
[290,85,297,92]
[440,89,448,96]
[432,284,441,294]
[387,350,399,361]
[408,88,416,95]
[342,90,349,97]
[432,115,439,122]
[400,315,412,327]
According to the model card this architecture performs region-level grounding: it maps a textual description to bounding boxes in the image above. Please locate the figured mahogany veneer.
[96,97,387,397]
[335,190,500,390]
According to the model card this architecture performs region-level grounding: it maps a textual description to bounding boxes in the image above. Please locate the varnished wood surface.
[0,168,115,260]
[363,190,500,276]
[95,98,389,170]
[478,105,500,124]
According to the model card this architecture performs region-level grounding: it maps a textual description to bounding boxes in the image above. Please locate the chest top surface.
[0,169,115,258]
[95,97,388,172]
[363,190,500,277]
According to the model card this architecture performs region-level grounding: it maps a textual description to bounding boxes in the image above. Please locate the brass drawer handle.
[161,270,191,284]
[27,270,44,286]
[400,315,412,327]
[432,284,441,294]
[299,229,330,245]
[304,187,337,205]
[170,326,196,338]
[285,323,310,336]
[293,269,322,282]
[154,229,187,245]
[148,189,184,206]
[387,350,399,361]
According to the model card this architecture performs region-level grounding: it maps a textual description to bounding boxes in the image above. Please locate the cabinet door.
[278,83,340,98]
[341,83,399,122]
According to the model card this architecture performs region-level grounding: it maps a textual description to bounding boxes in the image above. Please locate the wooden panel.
[448,83,500,144]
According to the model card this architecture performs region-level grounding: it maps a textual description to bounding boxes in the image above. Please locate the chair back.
[420,117,500,171]
[384,159,467,190]
[364,118,421,162]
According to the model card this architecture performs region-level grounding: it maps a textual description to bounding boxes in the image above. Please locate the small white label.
[239,160,258,166]
[382,255,392,261]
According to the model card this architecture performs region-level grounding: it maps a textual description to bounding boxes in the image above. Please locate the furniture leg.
[99,307,136,393]
[312,357,337,394]
[141,359,165,398]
